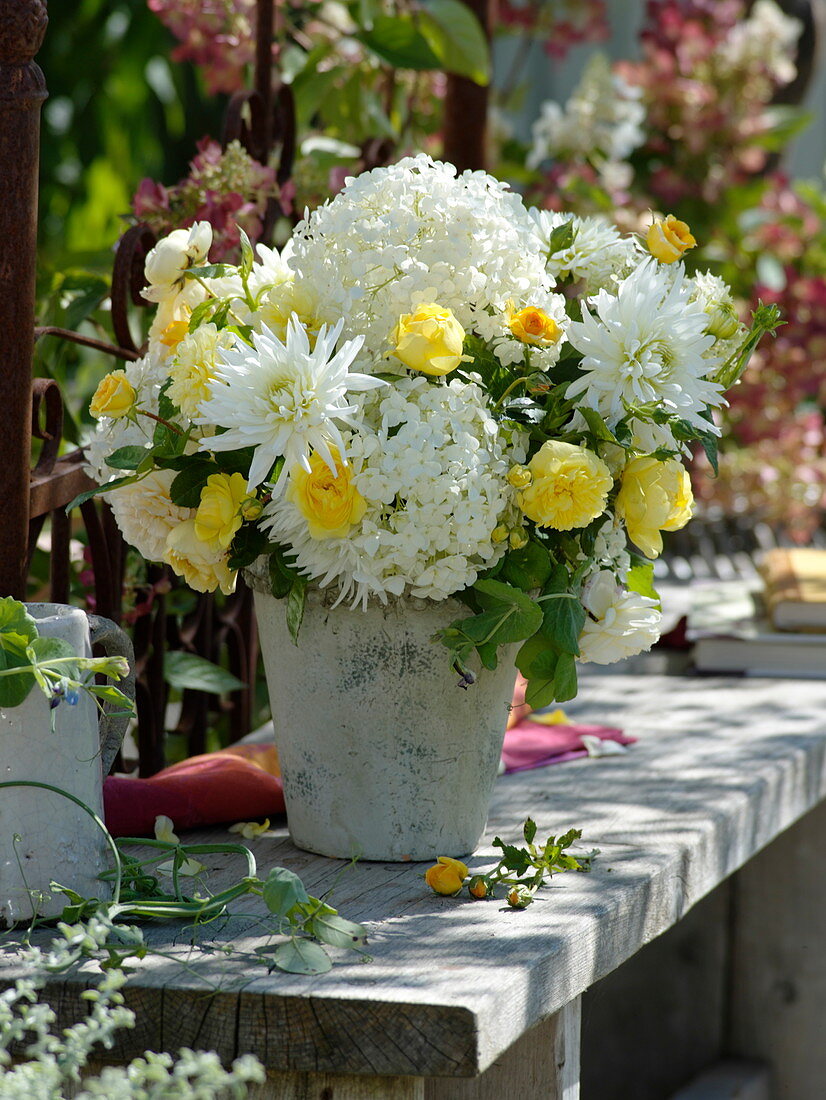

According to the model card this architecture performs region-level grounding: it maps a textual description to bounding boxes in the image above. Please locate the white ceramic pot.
[0,604,134,926]
[247,565,516,861]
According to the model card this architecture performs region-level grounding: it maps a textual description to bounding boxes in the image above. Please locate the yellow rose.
[287,448,366,540]
[646,215,696,264]
[425,856,469,896]
[616,455,694,558]
[89,371,136,420]
[194,472,249,550]
[391,303,469,377]
[507,464,532,490]
[164,519,237,594]
[508,306,561,346]
[517,441,613,531]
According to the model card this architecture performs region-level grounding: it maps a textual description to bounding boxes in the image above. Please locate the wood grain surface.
[4,671,826,1083]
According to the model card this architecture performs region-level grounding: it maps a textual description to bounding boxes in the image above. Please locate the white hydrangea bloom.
[287,154,553,365]
[527,54,645,168]
[532,211,642,293]
[566,259,724,449]
[578,570,661,664]
[261,377,525,606]
[718,0,801,87]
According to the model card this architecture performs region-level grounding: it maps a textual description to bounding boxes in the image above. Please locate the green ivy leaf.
[163,651,244,694]
[263,867,310,917]
[501,540,552,592]
[0,645,36,708]
[553,652,578,703]
[472,579,543,643]
[0,598,38,657]
[287,577,308,645]
[539,567,585,656]
[105,445,150,471]
[272,938,332,975]
[228,525,269,571]
[308,912,369,950]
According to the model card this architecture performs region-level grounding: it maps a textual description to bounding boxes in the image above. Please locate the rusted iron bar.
[35,327,141,362]
[442,0,490,172]
[255,0,274,159]
[0,0,48,597]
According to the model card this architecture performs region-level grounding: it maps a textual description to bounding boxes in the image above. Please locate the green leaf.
[187,297,219,333]
[65,475,136,512]
[308,912,369,950]
[272,938,332,975]
[163,651,244,694]
[105,445,149,471]
[578,407,619,444]
[552,652,578,703]
[547,219,575,255]
[228,525,268,571]
[523,817,537,845]
[263,867,310,917]
[539,567,585,656]
[0,645,36,708]
[626,562,659,602]
[419,0,490,85]
[184,263,231,280]
[0,597,38,656]
[501,540,552,592]
[357,15,441,70]
[492,838,533,875]
[29,635,77,674]
[472,579,543,643]
[287,577,308,645]
[269,546,299,600]
[169,462,217,508]
[238,227,255,281]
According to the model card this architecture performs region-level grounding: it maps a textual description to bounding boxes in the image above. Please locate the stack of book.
[688,548,826,677]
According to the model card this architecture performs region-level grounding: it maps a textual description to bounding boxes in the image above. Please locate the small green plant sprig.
[0,598,131,720]
[425,818,596,908]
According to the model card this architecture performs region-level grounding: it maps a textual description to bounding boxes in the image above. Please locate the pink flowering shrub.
[498,0,609,58]
[147,0,257,94]
[132,138,283,261]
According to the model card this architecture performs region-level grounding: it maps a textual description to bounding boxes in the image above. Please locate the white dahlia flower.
[532,211,641,294]
[578,570,661,665]
[197,316,383,491]
[566,260,724,447]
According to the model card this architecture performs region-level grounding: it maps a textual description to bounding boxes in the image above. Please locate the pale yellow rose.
[646,215,696,264]
[391,303,469,376]
[194,472,249,550]
[287,448,366,539]
[256,280,327,344]
[168,323,235,420]
[89,371,136,420]
[615,455,694,558]
[424,856,469,896]
[164,519,237,594]
[508,305,562,346]
[517,441,613,531]
[507,464,532,490]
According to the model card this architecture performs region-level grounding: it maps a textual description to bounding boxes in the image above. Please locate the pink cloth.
[501,719,634,773]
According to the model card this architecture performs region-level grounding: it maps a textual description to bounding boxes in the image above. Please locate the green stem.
[493,376,529,409]
[0,781,122,906]
[137,409,185,437]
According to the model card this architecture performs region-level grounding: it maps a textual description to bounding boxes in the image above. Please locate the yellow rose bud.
[509,529,529,550]
[194,472,249,550]
[705,302,740,341]
[507,465,532,490]
[646,215,696,264]
[240,495,263,521]
[287,447,366,540]
[491,524,509,544]
[391,303,469,377]
[508,306,561,346]
[615,455,694,559]
[89,371,136,420]
[507,885,534,909]
[468,876,489,900]
[425,856,469,896]
[517,441,613,531]
[160,318,190,350]
[164,519,237,595]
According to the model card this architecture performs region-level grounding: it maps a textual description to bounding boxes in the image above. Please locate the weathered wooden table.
[6,670,826,1099]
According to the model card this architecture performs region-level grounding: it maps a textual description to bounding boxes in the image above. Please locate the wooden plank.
[729,798,826,1097]
[249,1072,425,1098]
[581,887,728,1100]
[669,1060,769,1100]
[424,1000,580,1099]
[4,674,826,1080]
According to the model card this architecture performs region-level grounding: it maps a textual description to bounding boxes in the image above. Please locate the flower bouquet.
[83,155,775,858]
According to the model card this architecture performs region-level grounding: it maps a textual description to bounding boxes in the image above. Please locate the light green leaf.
[273,938,332,975]
[65,475,137,513]
[263,867,310,918]
[552,652,578,702]
[308,912,369,950]
[419,0,490,85]
[0,646,36,708]
[163,651,244,694]
[0,597,38,656]
[625,562,659,602]
[238,227,255,281]
[105,445,149,471]
[287,577,308,645]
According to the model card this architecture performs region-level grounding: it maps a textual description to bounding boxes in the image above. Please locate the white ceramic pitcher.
[0,603,135,926]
